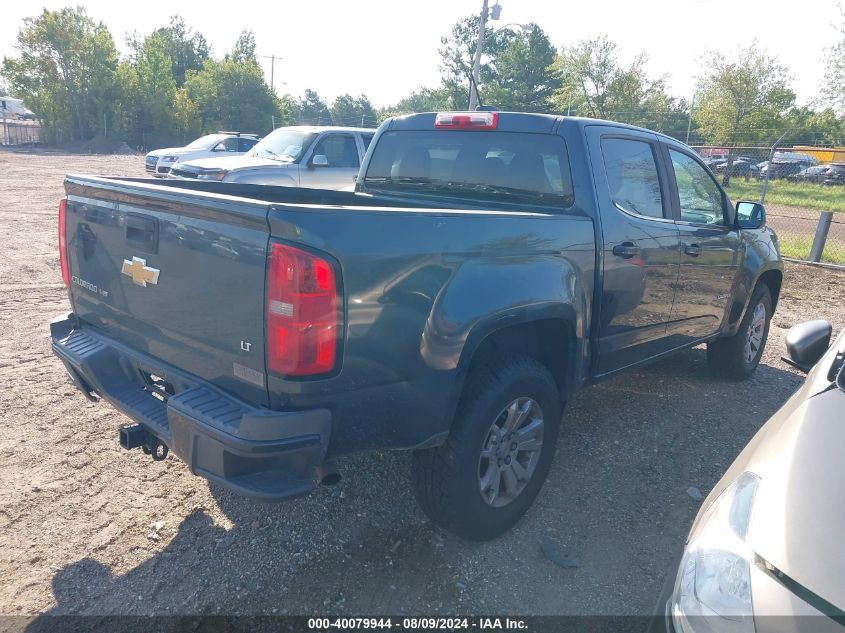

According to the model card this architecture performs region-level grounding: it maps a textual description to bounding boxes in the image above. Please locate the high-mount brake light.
[58,198,69,286]
[434,112,498,130]
[266,243,339,377]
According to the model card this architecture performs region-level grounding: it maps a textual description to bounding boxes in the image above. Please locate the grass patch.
[725,179,845,213]
[778,233,845,265]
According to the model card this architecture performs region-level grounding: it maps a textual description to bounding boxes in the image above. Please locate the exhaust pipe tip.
[316,461,341,486]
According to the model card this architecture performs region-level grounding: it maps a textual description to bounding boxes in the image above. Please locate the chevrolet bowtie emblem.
[121,256,160,287]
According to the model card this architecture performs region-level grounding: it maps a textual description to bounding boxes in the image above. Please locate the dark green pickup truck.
[51,111,783,539]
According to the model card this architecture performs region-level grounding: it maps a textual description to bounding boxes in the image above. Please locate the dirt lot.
[1,150,844,622]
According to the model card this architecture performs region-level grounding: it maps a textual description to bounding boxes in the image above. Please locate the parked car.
[169,126,376,189]
[665,319,844,632]
[772,150,817,166]
[823,163,845,186]
[787,165,829,184]
[758,161,806,180]
[51,111,782,540]
[144,132,259,177]
[713,158,759,178]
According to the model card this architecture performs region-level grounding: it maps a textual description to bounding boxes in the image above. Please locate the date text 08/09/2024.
[307,618,529,630]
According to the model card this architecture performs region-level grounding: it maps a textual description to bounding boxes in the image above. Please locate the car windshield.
[363,130,574,207]
[250,130,317,162]
[185,134,226,150]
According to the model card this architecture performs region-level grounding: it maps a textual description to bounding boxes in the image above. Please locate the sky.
[1,0,842,108]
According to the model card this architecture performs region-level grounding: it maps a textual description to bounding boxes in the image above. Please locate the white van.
[0,97,35,120]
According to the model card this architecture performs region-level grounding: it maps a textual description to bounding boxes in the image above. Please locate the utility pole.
[261,54,283,94]
[685,94,695,145]
[468,0,490,111]
[760,130,789,205]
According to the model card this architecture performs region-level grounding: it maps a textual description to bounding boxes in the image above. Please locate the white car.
[168,126,375,190]
[0,97,35,120]
[144,133,259,177]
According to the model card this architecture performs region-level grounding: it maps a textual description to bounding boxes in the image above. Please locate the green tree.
[378,86,452,121]
[1,7,118,142]
[552,36,684,131]
[483,25,559,112]
[114,32,177,147]
[438,14,517,109]
[330,93,377,127]
[185,33,283,136]
[694,43,795,184]
[229,30,257,64]
[784,106,844,146]
[294,89,332,124]
[822,6,845,113]
[694,44,795,147]
[172,87,200,143]
[151,16,210,88]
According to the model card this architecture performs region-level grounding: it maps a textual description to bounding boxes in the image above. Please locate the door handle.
[125,214,159,254]
[684,244,702,257]
[612,242,640,259]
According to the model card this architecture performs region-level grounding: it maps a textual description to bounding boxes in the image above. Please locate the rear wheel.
[707,285,772,381]
[411,356,561,541]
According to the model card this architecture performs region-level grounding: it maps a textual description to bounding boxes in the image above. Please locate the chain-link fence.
[692,145,845,267]
[0,119,44,146]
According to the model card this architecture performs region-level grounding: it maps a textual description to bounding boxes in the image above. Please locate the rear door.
[64,177,271,405]
[301,132,361,189]
[586,126,681,375]
[661,143,741,343]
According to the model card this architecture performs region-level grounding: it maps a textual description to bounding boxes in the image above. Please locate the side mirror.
[783,320,832,373]
[311,154,329,167]
[736,201,766,229]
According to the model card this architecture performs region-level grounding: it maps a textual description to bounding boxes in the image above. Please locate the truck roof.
[386,111,682,144]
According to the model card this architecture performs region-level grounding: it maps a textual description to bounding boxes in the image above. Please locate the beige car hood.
[745,385,844,611]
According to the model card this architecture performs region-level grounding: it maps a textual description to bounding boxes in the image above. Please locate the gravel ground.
[1,150,844,621]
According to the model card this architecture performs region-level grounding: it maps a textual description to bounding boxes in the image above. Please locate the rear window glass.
[600,137,664,219]
[364,131,574,207]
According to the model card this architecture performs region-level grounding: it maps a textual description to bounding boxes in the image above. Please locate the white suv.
[144,133,259,177]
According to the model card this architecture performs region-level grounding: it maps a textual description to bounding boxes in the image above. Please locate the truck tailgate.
[63,175,270,406]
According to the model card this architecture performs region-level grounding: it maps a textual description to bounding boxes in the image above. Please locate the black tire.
[707,285,772,381]
[411,356,561,541]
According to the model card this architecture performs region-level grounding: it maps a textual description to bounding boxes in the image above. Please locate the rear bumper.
[50,312,331,501]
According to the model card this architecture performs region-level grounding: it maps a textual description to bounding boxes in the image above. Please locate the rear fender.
[421,256,589,421]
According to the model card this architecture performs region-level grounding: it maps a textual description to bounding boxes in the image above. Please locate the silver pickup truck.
[169,126,375,189]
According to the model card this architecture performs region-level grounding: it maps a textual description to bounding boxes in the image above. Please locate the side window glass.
[222,137,240,152]
[600,138,664,219]
[239,138,257,152]
[313,134,360,168]
[361,134,375,150]
[669,149,725,225]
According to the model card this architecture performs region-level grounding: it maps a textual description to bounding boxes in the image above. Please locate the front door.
[663,145,741,343]
[587,127,681,375]
[301,133,361,190]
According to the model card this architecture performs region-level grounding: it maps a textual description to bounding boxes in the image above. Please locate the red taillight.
[434,111,498,130]
[266,243,338,377]
[58,198,69,286]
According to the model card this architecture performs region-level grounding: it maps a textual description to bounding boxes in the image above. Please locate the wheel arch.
[450,310,580,420]
[755,268,783,312]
